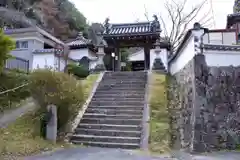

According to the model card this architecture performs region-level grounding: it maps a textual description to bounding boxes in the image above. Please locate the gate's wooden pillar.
[144,45,150,70]
[114,47,121,71]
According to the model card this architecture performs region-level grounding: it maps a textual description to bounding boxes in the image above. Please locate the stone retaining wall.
[168,56,195,152]
[169,54,240,152]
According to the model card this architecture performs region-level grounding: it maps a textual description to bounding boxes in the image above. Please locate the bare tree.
[145,0,212,53]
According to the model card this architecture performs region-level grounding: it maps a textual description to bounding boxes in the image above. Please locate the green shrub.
[0,71,30,111]
[66,64,89,79]
[29,69,84,134]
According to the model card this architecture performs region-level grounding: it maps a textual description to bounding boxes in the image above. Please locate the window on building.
[21,41,28,48]
[238,33,240,42]
[16,41,20,49]
[15,41,28,49]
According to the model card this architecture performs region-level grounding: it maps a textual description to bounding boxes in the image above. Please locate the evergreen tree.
[0,30,15,73]
[234,0,240,13]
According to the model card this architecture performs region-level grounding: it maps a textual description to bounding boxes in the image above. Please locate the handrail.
[0,83,29,95]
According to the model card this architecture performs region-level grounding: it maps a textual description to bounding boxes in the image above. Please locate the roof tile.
[203,44,240,51]
[103,22,153,35]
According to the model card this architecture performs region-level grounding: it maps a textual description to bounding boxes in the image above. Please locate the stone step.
[91,97,144,102]
[99,83,146,86]
[71,135,140,144]
[100,81,146,83]
[89,101,145,106]
[74,128,141,137]
[103,76,146,79]
[99,85,146,88]
[100,80,146,84]
[85,108,143,115]
[77,123,141,131]
[104,74,146,76]
[98,85,146,88]
[96,87,145,90]
[103,75,146,78]
[82,113,142,119]
[105,71,147,75]
[87,105,144,110]
[94,91,145,95]
[80,118,142,125]
[71,140,140,149]
[93,93,145,98]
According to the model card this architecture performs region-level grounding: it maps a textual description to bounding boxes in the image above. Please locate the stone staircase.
[70,71,147,149]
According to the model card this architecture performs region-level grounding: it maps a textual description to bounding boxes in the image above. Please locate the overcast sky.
[70,0,234,29]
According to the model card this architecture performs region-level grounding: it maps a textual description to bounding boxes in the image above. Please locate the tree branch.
[144,4,149,21]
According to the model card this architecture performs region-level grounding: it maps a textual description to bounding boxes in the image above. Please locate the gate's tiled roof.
[103,22,153,35]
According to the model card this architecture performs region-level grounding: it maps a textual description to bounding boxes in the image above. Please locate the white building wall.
[128,49,169,70]
[128,50,144,61]
[68,48,89,60]
[202,31,236,45]
[204,50,240,66]
[32,54,55,70]
[60,59,66,71]
[69,48,98,69]
[169,35,195,74]
[8,32,46,71]
[88,50,98,69]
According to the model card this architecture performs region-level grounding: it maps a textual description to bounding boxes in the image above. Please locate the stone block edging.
[140,71,151,150]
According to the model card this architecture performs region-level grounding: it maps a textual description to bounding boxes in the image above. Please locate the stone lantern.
[152,39,163,70]
[94,40,106,72]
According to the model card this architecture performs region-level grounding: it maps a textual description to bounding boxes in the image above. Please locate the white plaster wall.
[223,32,236,45]
[88,50,97,59]
[90,61,97,69]
[10,39,35,70]
[68,48,89,60]
[69,48,98,70]
[208,32,223,44]
[128,50,144,61]
[202,31,236,45]
[149,49,168,70]
[128,49,168,70]
[67,59,78,65]
[33,39,44,49]
[60,59,66,71]
[204,50,240,66]
[32,54,55,70]
[169,35,195,74]
[88,50,98,69]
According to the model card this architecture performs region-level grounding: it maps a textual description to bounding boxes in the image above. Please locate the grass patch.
[0,74,100,159]
[149,72,170,154]
[81,73,99,100]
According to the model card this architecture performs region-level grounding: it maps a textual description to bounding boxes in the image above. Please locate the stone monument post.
[46,104,57,143]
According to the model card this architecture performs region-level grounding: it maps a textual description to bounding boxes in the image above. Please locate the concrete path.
[193,151,240,160]
[24,147,174,160]
[0,98,37,128]
[24,147,240,160]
